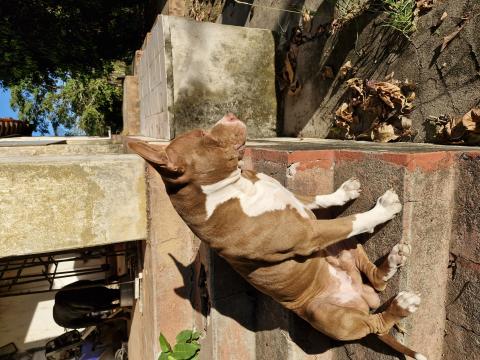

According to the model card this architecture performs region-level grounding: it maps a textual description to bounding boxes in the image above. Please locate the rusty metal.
[0,117,31,137]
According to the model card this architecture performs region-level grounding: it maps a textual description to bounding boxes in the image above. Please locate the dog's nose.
[217,113,245,127]
[224,113,239,122]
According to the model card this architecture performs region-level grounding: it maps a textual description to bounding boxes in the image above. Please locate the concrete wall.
[135,15,277,139]
[128,137,480,360]
[0,154,147,258]
[173,0,480,141]
[242,141,480,360]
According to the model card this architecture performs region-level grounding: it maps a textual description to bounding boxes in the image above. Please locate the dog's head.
[129,113,247,186]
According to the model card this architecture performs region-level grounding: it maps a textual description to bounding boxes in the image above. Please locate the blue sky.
[0,87,18,118]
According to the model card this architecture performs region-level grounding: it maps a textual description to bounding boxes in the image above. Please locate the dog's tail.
[377,333,427,360]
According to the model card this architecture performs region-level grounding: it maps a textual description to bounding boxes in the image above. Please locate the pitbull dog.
[129,114,426,360]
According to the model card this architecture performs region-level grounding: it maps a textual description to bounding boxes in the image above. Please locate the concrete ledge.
[0,155,147,258]
[121,136,479,359]
[242,141,480,360]
[0,143,123,157]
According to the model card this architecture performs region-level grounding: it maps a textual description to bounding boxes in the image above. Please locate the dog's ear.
[128,141,184,176]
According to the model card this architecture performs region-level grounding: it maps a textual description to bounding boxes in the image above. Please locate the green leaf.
[158,353,170,360]
[191,331,201,341]
[159,333,172,353]
[167,356,176,360]
[175,330,193,344]
[172,343,200,360]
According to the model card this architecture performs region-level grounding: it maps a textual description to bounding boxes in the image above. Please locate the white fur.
[395,291,421,313]
[348,189,402,238]
[383,243,411,281]
[308,178,361,209]
[201,171,310,219]
[328,265,360,304]
[415,353,428,360]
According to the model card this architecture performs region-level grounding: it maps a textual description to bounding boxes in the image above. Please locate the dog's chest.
[201,172,310,219]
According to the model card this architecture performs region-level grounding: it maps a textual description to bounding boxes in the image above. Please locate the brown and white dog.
[129,114,426,360]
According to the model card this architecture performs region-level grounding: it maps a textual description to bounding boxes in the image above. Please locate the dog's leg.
[295,177,361,209]
[304,291,421,341]
[295,190,402,256]
[355,243,411,291]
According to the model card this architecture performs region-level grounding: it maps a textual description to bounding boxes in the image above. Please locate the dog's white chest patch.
[327,265,360,304]
[201,171,310,219]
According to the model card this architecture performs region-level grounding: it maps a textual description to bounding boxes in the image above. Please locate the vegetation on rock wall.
[158,330,201,360]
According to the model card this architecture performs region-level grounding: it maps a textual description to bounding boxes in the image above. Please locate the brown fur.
[128,114,424,359]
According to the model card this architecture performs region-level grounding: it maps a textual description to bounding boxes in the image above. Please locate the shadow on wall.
[168,235,405,359]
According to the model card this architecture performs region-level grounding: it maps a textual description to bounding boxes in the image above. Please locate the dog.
[129,113,426,360]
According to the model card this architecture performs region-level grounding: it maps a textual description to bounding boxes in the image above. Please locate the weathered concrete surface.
[241,140,480,360]
[443,152,480,358]
[0,155,147,258]
[0,136,115,146]
[212,0,480,140]
[0,143,123,157]
[128,162,201,360]
[136,15,277,139]
[124,136,480,360]
[122,75,141,135]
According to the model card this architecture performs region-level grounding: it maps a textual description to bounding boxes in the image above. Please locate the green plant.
[10,61,125,136]
[334,0,371,24]
[158,330,201,360]
[381,0,417,37]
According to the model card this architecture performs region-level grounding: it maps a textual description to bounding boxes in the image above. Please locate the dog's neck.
[166,167,244,231]
[201,168,242,194]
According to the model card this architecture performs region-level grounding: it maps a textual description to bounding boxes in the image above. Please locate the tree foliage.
[0,0,146,87]
[10,62,125,136]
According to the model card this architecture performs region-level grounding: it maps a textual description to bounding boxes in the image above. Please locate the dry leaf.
[302,9,312,24]
[461,108,480,132]
[367,81,405,109]
[384,71,395,81]
[439,11,448,23]
[321,66,335,79]
[339,61,353,79]
[415,0,435,16]
[335,102,353,122]
[441,22,467,52]
[332,77,416,142]
[283,56,302,96]
[373,124,399,142]
[346,78,364,95]
[428,109,480,144]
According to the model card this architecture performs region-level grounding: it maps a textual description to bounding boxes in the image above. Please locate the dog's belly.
[235,255,332,310]
[319,250,380,312]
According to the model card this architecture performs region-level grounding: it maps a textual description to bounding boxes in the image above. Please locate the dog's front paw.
[383,243,411,281]
[338,177,361,203]
[375,189,402,220]
[390,291,421,317]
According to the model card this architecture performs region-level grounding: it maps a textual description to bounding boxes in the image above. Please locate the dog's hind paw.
[393,291,421,316]
[338,177,361,203]
[383,243,411,281]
